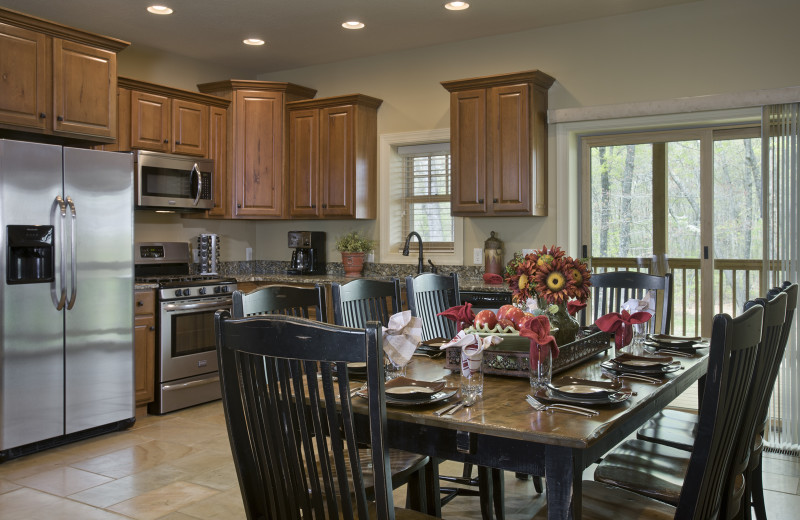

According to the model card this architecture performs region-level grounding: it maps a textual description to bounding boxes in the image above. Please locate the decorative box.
[444,329,611,377]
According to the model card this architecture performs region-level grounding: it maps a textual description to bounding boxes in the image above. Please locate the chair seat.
[636,408,699,451]
[593,439,690,506]
[533,480,675,520]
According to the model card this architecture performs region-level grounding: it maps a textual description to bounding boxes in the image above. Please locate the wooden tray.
[444,329,611,377]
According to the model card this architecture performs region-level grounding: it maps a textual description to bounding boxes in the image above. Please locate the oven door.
[159,296,231,382]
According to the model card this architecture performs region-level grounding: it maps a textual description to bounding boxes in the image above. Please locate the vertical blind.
[394,143,454,253]
[763,103,800,451]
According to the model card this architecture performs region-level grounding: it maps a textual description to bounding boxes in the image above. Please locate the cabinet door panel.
[131,91,170,152]
[134,314,155,406]
[0,23,47,130]
[288,108,319,217]
[490,84,530,213]
[450,89,487,215]
[207,106,228,217]
[53,39,116,138]
[172,99,207,156]
[320,105,354,217]
[234,91,284,217]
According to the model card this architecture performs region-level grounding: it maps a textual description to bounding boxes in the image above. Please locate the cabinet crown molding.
[441,69,555,92]
[119,77,230,108]
[197,79,317,99]
[287,94,383,110]
[0,6,129,51]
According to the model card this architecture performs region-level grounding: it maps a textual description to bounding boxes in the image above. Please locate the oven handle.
[163,376,220,392]
[162,299,232,312]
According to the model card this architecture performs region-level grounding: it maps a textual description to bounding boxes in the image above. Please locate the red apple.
[517,314,537,331]
[497,318,515,330]
[505,307,526,329]
[474,309,498,330]
[497,304,516,321]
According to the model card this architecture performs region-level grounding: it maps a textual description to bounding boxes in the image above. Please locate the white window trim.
[379,128,463,265]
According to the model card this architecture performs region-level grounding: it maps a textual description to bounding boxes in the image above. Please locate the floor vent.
[764,446,800,457]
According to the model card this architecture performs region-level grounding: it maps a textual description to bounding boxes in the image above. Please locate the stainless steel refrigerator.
[0,139,135,459]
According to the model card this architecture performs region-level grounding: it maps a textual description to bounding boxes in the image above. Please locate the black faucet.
[402,231,424,274]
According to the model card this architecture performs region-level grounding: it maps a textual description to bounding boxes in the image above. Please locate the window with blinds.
[395,143,454,253]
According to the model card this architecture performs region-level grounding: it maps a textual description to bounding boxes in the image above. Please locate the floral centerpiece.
[503,245,592,346]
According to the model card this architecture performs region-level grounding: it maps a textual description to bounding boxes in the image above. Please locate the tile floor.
[0,401,798,519]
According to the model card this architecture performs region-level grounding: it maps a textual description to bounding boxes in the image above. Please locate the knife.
[434,400,461,416]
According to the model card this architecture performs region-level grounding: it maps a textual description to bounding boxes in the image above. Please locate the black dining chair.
[587,271,673,335]
[332,278,402,328]
[405,272,511,520]
[534,303,764,520]
[215,312,437,520]
[233,283,328,322]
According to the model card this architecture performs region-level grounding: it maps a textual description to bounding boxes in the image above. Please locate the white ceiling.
[0,0,697,76]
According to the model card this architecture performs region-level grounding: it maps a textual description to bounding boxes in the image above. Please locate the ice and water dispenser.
[6,225,55,284]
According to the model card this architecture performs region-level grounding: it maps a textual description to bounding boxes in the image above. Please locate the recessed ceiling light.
[243,38,265,46]
[342,21,365,30]
[146,5,173,15]
[444,1,470,10]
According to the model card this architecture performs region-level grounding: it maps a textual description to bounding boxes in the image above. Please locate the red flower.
[437,303,475,332]
[595,310,652,349]
[567,300,587,316]
[518,315,559,364]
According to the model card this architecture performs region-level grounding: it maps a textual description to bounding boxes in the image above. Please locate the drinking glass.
[529,344,552,390]
[630,321,648,356]
[460,346,483,405]
[384,356,406,381]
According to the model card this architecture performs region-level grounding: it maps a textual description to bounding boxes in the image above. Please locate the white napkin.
[621,293,654,315]
[382,310,422,367]
[440,330,503,376]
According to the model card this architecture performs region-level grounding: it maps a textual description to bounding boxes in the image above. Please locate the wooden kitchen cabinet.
[287,94,382,219]
[197,80,317,219]
[0,8,127,143]
[134,289,156,416]
[442,70,555,217]
[206,106,228,217]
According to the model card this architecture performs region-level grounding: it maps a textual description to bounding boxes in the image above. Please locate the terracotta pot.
[341,252,366,278]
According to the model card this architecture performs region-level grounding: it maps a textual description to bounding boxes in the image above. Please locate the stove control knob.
[222,286,229,293]
[199,287,207,295]
[214,286,221,293]
[174,289,182,297]
[183,288,191,296]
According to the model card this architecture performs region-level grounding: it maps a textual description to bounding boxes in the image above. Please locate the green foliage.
[335,231,376,253]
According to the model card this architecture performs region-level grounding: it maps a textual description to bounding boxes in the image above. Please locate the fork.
[525,395,598,417]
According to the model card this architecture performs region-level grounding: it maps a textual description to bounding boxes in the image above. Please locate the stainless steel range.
[135,242,237,414]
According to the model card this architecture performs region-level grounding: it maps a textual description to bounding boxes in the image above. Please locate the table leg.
[545,445,581,520]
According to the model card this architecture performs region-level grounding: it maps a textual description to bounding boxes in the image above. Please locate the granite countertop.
[235,273,510,293]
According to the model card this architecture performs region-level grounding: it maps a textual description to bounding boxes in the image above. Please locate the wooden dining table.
[352,348,709,520]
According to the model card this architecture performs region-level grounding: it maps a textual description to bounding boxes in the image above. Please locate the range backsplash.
[191,260,485,279]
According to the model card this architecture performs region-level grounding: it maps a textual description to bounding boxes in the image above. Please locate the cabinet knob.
[478,198,484,204]
[321,204,327,209]
[137,301,144,306]
[39,112,46,119]
[56,115,64,121]
[237,203,242,208]
[311,204,316,209]
[149,326,155,331]
[493,198,498,203]
[163,139,169,144]
[175,141,181,145]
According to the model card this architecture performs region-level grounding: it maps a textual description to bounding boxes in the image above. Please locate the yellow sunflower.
[533,258,574,305]
[563,256,592,302]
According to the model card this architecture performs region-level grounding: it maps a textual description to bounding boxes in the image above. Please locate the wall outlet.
[473,248,483,264]
[245,247,253,261]
[192,248,199,263]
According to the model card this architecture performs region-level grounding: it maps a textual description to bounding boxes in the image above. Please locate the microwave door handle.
[51,195,67,310]
[191,163,201,206]
[66,196,77,310]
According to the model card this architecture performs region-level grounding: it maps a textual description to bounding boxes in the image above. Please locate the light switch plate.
[473,248,483,264]
[245,247,253,261]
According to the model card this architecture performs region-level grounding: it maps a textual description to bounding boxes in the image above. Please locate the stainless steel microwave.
[134,150,213,211]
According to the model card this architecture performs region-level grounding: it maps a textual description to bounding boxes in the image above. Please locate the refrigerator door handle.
[66,196,77,310]
[51,195,67,310]
[190,163,201,206]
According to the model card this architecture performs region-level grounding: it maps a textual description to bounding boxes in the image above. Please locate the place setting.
[531,375,633,410]
[644,333,708,355]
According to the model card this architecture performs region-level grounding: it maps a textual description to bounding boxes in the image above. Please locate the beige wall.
[130,0,800,265]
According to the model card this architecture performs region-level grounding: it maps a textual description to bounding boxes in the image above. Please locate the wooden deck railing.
[590,257,767,336]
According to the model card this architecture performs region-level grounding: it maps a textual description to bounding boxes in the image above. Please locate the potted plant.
[335,231,376,278]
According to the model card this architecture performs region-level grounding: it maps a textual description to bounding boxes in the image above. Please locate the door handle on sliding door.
[66,197,77,310]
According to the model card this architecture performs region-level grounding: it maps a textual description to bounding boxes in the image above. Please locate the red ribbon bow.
[595,310,652,349]
[518,315,559,364]
[567,300,586,316]
[437,302,475,332]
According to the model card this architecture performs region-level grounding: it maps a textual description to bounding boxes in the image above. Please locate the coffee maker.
[287,231,326,275]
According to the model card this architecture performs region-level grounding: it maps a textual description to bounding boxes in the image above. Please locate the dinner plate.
[601,360,682,376]
[546,382,619,398]
[384,377,446,400]
[611,353,673,369]
[534,386,631,406]
[643,339,707,352]
[356,388,457,406]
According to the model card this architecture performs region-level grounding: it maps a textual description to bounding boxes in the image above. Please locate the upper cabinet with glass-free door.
[442,70,554,217]
[0,7,128,143]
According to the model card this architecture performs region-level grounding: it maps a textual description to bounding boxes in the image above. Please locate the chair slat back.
[589,271,673,334]
[405,273,460,341]
[675,304,763,520]
[215,312,394,520]
[233,284,327,322]
[332,279,401,328]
